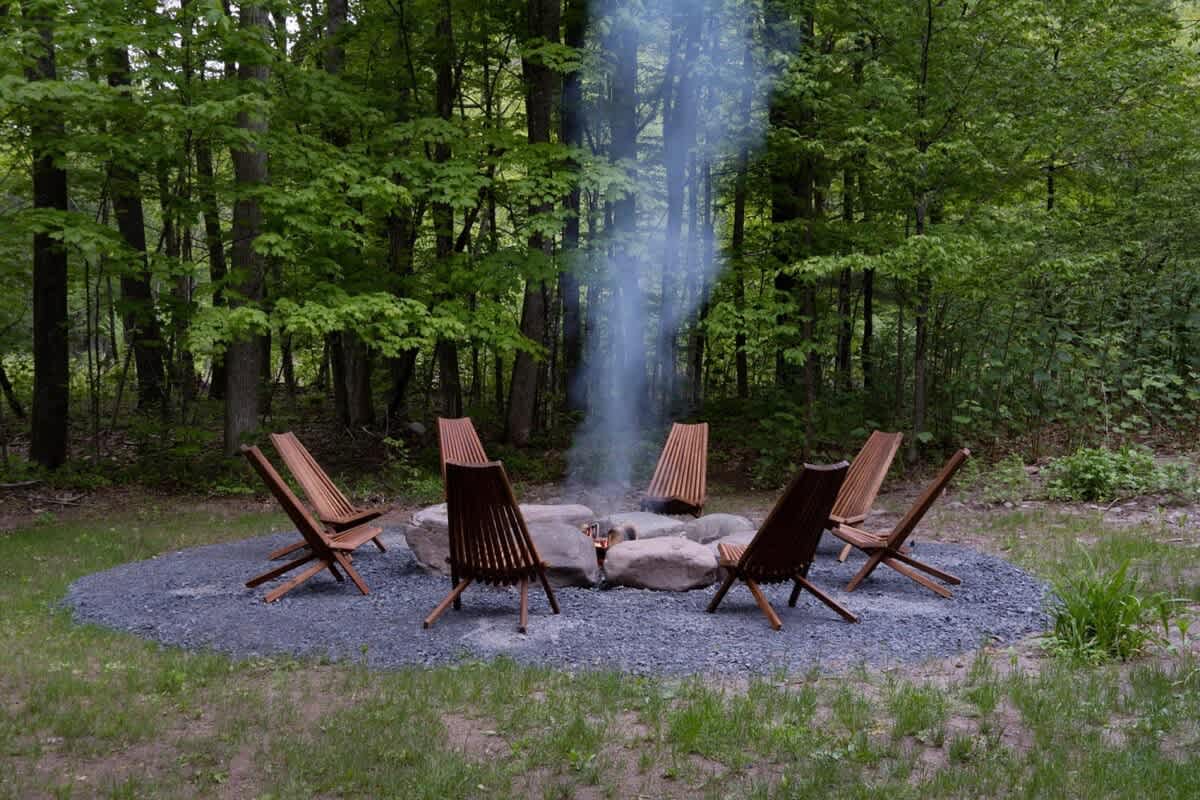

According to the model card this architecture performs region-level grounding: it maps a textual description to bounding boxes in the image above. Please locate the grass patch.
[1,496,1199,797]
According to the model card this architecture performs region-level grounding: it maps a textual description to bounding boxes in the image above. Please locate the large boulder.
[411,503,594,532]
[684,513,755,544]
[603,538,719,591]
[404,523,451,575]
[527,522,601,587]
[597,511,686,540]
[404,518,600,587]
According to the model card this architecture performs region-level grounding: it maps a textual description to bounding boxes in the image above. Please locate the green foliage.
[1044,446,1194,502]
[1049,553,1175,664]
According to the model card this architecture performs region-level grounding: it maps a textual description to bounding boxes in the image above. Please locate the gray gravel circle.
[65,528,1049,676]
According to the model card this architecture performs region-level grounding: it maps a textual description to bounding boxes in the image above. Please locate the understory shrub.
[1043,445,1194,502]
[1049,553,1174,663]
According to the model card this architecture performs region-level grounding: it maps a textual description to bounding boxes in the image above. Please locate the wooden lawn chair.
[641,422,708,517]
[831,431,903,561]
[423,460,560,633]
[241,445,382,602]
[707,462,857,629]
[832,449,970,598]
[266,432,387,560]
[436,416,489,489]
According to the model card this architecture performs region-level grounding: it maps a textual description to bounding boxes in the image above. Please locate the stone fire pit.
[404,502,757,592]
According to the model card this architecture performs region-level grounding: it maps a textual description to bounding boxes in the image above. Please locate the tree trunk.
[559,0,586,414]
[196,136,228,400]
[432,2,461,419]
[223,1,270,455]
[24,0,70,469]
[657,1,701,410]
[506,0,560,446]
[0,361,25,419]
[107,46,167,412]
[908,0,934,464]
[731,33,753,400]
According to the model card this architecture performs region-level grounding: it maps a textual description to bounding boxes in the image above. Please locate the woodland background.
[1,0,1198,492]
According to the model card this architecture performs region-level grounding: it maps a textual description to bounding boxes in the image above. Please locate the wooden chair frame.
[241,445,382,603]
[831,431,903,561]
[641,422,708,517]
[707,462,858,629]
[424,460,560,633]
[436,417,489,490]
[832,449,970,598]
[267,432,387,560]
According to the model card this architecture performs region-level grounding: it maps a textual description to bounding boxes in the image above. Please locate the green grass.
[1,500,1199,797]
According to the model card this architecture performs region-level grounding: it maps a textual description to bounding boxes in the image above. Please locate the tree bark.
[433,1,461,418]
[506,0,560,446]
[731,33,753,400]
[107,46,167,412]
[559,0,586,414]
[908,0,934,464]
[223,1,270,455]
[24,0,70,469]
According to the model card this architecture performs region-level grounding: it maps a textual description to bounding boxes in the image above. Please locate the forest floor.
[2,479,1199,798]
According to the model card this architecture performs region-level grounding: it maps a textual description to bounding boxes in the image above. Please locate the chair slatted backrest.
[645,422,709,510]
[241,445,331,554]
[445,461,542,586]
[437,417,489,486]
[740,462,849,583]
[269,432,356,521]
[830,431,903,524]
[885,448,970,550]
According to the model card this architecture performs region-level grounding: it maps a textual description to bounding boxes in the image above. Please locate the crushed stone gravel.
[65,528,1049,676]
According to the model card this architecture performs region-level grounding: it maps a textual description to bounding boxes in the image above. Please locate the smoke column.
[566,0,766,493]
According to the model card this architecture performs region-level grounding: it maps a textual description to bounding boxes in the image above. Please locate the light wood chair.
[423,461,560,633]
[707,462,857,629]
[832,449,970,598]
[266,432,387,560]
[641,422,708,517]
[436,417,489,489]
[241,445,381,603]
[831,431,903,561]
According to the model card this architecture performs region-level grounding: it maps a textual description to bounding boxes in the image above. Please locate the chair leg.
[371,536,387,553]
[247,553,317,588]
[706,573,737,613]
[846,550,886,592]
[745,579,782,631]
[263,559,332,603]
[792,575,858,623]
[518,577,529,634]
[788,581,802,607]
[333,552,370,595]
[837,543,853,563]
[890,550,961,585]
[535,565,560,615]
[425,578,473,628]
[268,538,309,561]
[328,560,344,582]
[882,557,953,598]
[451,570,462,610]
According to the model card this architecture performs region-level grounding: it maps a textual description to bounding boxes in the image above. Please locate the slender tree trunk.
[223,1,270,454]
[835,172,854,391]
[559,0,586,414]
[0,361,25,419]
[908,0,934,464]
[25,0,69,468]
[731,32,752,400]
[506,0,560,445]
[108,46,167,412]
[431,2,461,418]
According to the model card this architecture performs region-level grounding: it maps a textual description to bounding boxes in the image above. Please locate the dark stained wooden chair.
[241,445,382,603]
[641,422,708,517]
[436,417,489,490]
[423,461,560,633]
[266,432,387,560]
[831,431,904,561]
[707,462,857,630]
[832,448,970,598]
